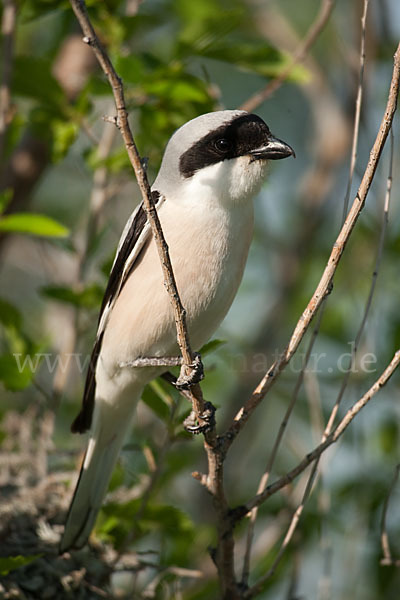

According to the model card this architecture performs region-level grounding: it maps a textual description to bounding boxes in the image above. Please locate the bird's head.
[153,110,294,206]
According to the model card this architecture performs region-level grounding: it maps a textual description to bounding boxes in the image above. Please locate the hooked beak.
[249,135,295,161]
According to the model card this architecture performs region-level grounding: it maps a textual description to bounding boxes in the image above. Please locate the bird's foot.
[175,353,204,390]
[183,401,216,434]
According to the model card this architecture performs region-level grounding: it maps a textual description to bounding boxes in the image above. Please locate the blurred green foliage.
[0,554,43,576]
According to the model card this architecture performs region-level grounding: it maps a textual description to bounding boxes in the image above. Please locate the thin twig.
[303,124,395,483]
[333,124,394,413]
[82,112,117,263]
[241,303,326,586]
[116,430,176,555]
[68,0,206,422]
[342,0,369,222]
[380,463,400,566]
[0,0,17,164]
[224,41,400,451]
[240,0,335,112]
[252,402,336,594]
[244,349,400,515]
[209,38,399,598]
[239,352,400,598]
[266,10,381,530]
[244,348,400,598]
[245,143,396,585]
[142,565,204,597]
[250,142,395,583]
[247,462,319,597]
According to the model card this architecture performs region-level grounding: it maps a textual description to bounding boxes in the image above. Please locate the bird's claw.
[183,401,216,434]
[175,352,204,390]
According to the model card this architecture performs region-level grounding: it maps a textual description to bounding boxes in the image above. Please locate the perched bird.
[60,110,294,552]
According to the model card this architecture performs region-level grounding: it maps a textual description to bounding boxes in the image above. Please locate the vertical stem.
[0,0,17,164]
[342,0,369,222]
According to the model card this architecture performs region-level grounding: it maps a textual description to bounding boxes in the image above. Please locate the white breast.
[100,191,254,376]
[163,195,254,348]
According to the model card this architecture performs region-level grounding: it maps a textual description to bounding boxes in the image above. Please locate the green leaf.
[85,145,132,174]
[114,54,146,85]
[0,189,13,215]
[0,429,7,446]
[143,69,211,104]
[0,296,46,391]
[52,120,79,162]
[0,213,69,238]
[176,0,244,44]
[190,38,309,81]
[101,253,115,279]
[143,504,194,534]
[40,283,103,309]
[97,499,194,547]
[200,338,226,356]
[0,352,40,391]
[85,225,109,262]
[96,498,141,545]
[86,73,111,97]
[0,298,22,329]
[20,0,69,23]
[0,554,42,576]
[12,56,65,114]
[142,383,170,422]
[108,462,127,492]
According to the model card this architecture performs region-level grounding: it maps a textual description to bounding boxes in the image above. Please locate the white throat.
[158,155,269,208]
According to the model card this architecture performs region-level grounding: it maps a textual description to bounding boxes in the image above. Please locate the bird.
[60,109,294,552]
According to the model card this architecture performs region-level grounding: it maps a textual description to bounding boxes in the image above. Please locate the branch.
[380,463,400,567]
[241,304,326,587]
[250,120,397,591]
[230,47,399,592]
[341,0,369,221]
[0,0,17,164]
[331,125,394,415]
[243,349,400,516]
[245,460,319,598]
[240,0,335,112]
[116,394,180,556]
[66,3,230,589]
[68,0,206,421]
[223,41,400,450]
[244,349,400,598]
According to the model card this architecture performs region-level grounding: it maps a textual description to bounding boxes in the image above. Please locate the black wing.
[71,191,161,433]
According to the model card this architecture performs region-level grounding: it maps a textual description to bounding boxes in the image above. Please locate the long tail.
[60,391,140,552]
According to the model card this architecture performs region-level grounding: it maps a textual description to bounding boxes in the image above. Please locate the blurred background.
[0,0,399,598]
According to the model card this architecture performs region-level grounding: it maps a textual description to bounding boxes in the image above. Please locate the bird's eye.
[214,138,231,153]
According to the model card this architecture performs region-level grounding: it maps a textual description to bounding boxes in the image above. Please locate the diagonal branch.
[331,126,394,419]
[241,348,400,599]
[243,350,400,516]
[223,41,400,452]
[252,119,396,591]
[68,0,206,421]
[244,350,400,599]
[240,0,335,112]
[240,303,326,587]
